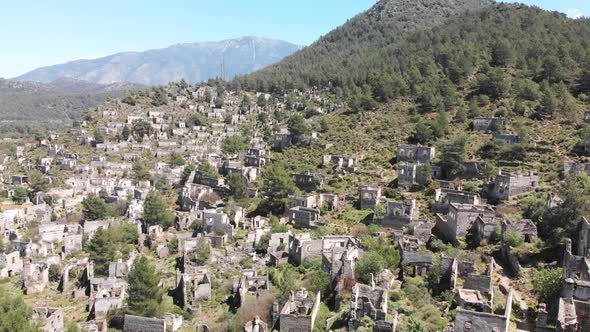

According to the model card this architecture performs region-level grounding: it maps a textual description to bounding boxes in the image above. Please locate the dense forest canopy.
[235,1,590,112]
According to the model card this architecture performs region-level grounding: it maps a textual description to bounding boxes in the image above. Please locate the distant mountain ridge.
[14,36,301,86]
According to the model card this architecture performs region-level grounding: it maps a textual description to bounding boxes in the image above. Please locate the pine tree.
[82,194,107,221]
[12,186,28,204]
[28,170,48,193]
[93,129,105,145]
[411,120,433,145]
[143,191,175,228]
[121,125,130,141]
[127,257,162,318]
[455,106,468,124]
[261,162,299,214]
[0,284,41,331]
[86,228,115,276]
[287,114,311,136]
[432,110,449,138]
[227,173,249,200]
[440,136,467,180]
[540,82,558,115]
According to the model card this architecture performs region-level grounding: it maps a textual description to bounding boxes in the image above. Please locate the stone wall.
[454,289,513,332]
[463,274,492,296]
[578,217,590,257]
[123,314,166,332]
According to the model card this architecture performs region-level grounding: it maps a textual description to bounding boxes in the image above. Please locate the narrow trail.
[493,262,534,332]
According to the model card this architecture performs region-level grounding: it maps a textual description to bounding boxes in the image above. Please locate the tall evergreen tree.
[0,285,41,332]
[440,136,467,180]
[82,194,107,221]
[261,162,299,214]
[143,191,175,228]
[227,173,249,200]
[127,257,162,318]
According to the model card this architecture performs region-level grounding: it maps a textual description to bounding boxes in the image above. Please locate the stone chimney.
[565,238,572,254]
[536,303,548,327]
[562,278,575,300]
[87,261,94,280]
[272,302,279,326]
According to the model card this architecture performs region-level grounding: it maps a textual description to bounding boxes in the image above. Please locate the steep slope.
[0,78,142,132]
[14,37,301,86]
[237,0,494,92]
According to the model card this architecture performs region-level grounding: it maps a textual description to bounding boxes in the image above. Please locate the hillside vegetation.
[238,1,590,115]
[0,78,142,134]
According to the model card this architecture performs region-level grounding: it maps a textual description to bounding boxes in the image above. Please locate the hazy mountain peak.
[14,36,300,86]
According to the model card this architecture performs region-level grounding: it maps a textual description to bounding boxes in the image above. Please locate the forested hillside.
[237,1,590,115]
[0,79,141,134]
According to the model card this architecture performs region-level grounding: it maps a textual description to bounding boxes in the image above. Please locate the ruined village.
[0,78,588,332]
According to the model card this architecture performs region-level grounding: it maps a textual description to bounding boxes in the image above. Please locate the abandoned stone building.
[454,289,513,332]
[22,259,50,294]
[471,215,506,245]
[322,155,357,173]
[492,133,520,145]
[268,231,291,253]
[288,206,320,229]
[244,316,269,332]
[358,185,381,210]
[289,194,318,209]
[398,236,432,279]
[274,288,321,332]
[439,256,475,292]
[397,162,430,188]
[472,116,505,132]
[288,233,323,265]
[232,270,270,308]
[203,210,234,238]
[506,219,538,243]
[456,262,495,313]
[491,170,539,201]
[463,160,487,179]
[269,251,290,267]
[563,160,590,177]
[244,154,267,168]
[556,238,590,331]
[176,267,212,310]
[322,239,359,285]
[401,250,433,279]
[0,250,23,277]
[32,307,64,332]
[349,283,390,331]
[380,199,420,227]
[244,147,268,168]
[436,203,496,243]
[123,314,166,332]
[433,188,482,213]
[271,129,293,151]
[292,171,323,192]
[396,144,436,164]
[290,193,338,211]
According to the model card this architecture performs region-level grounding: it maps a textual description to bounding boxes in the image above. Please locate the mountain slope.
[237,0,494,92]
[14,37,301,86]
[0,78,142,133]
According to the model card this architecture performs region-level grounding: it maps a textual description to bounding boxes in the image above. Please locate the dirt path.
[493,262,534,332]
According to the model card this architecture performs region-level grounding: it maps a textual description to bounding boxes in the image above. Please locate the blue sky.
[0,0,587,78]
